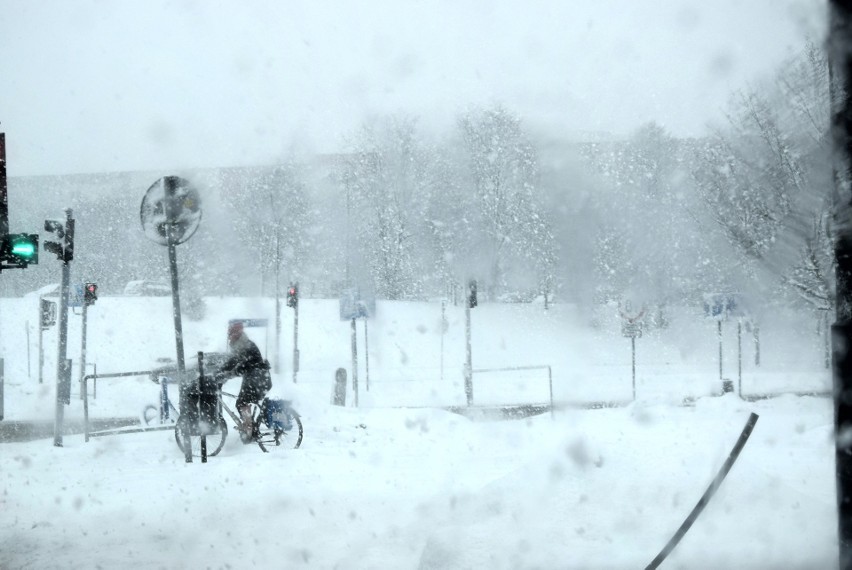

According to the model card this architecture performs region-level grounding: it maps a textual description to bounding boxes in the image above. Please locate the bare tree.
[339,115,430,299]
[457,104,554,299]
[692,42,834,311]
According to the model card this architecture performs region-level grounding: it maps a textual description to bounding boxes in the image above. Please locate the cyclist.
[215,322,272,443]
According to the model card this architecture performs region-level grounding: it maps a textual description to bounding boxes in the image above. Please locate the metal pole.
[737,319,742,397]
[351,318,358,407]
[53,208,73,447]
[631,336,636,400]
[364,318,370,391]
[718,320,724,384]
[754,324,760,366]
[293,289,299,383]
[83,370,90,442]
[168,240,186,376]
[827,310,833,370]
[198,352,207,464]
[161,377,169,422]
[169,246,189,461]
[275,235,281,374]
[167,226,191,463]
[25,321,30,380]
[548,365,554,419]
[829,3,852,567]
[0,358,4,421]
[440,299,446,382]
[38,297,44,384]
[162,178,187,414]
[464,302,473,406]
[79,301,88,400]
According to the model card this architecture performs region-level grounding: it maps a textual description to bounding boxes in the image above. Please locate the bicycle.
[141,376,179,426]
[142,352,231,426]
[174,388,303,456]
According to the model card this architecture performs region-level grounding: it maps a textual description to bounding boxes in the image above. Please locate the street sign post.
[619,303,645,400]
[339,288,376,407]
[703,293,751,394]
[141,176,202,459]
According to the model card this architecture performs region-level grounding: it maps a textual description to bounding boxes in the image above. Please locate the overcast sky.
[0,0,825,177]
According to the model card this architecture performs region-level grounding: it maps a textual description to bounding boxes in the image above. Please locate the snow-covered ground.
[0,295,837,568]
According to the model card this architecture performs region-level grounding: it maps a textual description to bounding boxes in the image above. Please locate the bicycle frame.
[219,390,244,430]
[220,389,303,452]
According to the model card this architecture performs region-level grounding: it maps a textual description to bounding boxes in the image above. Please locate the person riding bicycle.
[215,322,272,443]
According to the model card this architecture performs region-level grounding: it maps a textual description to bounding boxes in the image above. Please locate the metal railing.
[82,369,161,442]
[471,365,554,418]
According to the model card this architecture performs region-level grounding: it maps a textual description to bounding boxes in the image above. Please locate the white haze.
[0,0,824,176]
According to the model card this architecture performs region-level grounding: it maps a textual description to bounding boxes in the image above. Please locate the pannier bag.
[265,399,293,431]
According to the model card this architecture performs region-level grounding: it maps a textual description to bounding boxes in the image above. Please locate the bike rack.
[82,369,164,442]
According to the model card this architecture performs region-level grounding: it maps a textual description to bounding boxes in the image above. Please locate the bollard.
[332,368,347,406]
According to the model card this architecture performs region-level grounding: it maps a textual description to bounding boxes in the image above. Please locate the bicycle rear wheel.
[174,415,228,457]
[258,415,303,451]
[252,406,304,452]
[281,415,303,449]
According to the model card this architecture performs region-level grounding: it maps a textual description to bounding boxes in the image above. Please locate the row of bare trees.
[575,41,834,318]
[4,42,830,313]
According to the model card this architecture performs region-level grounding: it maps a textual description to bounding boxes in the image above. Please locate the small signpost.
[619,303,645,401]
[703,293,751,396]
[339,287,375,407]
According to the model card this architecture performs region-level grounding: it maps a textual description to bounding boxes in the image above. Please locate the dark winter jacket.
[218,334,270,390]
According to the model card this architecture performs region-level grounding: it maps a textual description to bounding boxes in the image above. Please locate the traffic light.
[1,233,39,267]
[286,283,299,308]
[83,282,98,306]
[468,280,478,309]
[44,218,74,263]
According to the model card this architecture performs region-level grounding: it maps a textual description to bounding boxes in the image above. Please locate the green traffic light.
[11,240,36,258]
[5,234,39,265]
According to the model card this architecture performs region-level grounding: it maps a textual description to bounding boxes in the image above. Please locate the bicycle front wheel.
[142,405,158,426]
[142,404,176,426]
[174,416,228,457]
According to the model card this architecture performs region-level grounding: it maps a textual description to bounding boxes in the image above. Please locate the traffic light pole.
[38,298,44,384]
[53,209,73,447]
[464,301,473,406]
[293,299,299,383]
[364,318,369,392]
[79,301,88,400]
[351,318,358,407]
